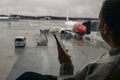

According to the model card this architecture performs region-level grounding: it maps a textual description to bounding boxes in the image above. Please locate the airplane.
[45,18,91,40]
[37,13,91,40]
[58,15,91,40]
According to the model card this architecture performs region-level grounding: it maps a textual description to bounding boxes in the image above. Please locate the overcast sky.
[0,0,104,18]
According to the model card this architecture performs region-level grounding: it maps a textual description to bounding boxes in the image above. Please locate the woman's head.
[99,0,120,47]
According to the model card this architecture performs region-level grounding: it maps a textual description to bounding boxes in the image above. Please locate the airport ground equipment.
[40,29,49,35]
[36,34,48,46]
[15,36,26,47]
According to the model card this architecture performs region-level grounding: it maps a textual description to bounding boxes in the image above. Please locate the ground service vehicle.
[15,36,26,47]
[37,34,48,46]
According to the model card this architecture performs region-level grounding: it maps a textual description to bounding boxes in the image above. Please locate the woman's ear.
[103,23,109,35]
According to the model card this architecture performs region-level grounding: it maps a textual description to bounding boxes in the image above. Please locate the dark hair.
[101,0,120,41]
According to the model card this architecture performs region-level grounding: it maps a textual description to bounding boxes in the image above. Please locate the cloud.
[0,0,104,18]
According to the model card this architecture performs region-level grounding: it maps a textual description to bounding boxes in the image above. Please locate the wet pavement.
[0,20,109,80]
[7,34,107,80]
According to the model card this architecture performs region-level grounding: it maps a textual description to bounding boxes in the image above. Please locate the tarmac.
[0,20,109,80]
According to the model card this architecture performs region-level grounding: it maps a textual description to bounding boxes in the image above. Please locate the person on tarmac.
[16,0,120,80]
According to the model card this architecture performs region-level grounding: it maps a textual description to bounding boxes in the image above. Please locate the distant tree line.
[0,14,98,21]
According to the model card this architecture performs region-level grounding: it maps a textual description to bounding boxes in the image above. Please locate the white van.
[15,36,26,47]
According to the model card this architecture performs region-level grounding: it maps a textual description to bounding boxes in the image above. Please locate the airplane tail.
[83,21,91,34]
[66,10,69,21]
